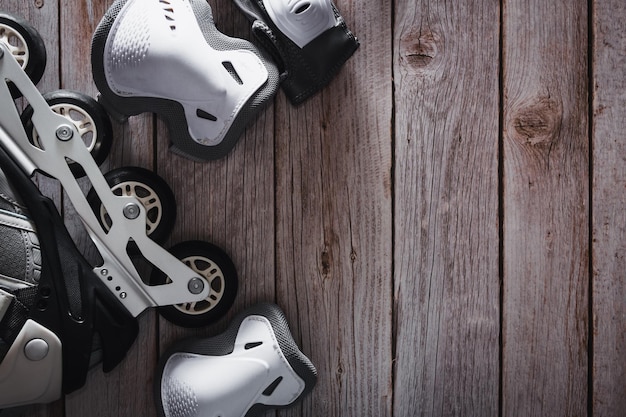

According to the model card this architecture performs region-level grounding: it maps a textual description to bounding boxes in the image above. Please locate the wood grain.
[591,0,626,414]
[502,0,589,415]
[3,0,63,215]
[55,1,158,417]
[274,0,393,415]
[393,1,500,416]
[2,0,626,415]
[155,0,277,377]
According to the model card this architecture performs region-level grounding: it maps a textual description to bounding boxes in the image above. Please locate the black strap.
[0,287,37,361]
[0,286,38,362]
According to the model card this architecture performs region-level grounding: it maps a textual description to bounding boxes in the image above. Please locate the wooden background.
[2,0,625,416]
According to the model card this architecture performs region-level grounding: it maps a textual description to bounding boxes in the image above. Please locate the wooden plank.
[2,0,59,92]
[3,0,62,209]
[58,0,154,260]
[274,1,393,416]
[502,0,589,415]
[393,1,500,416]
[64,312,158,417]
[56,1,158,417]
[591,0,626,414]
[156,0,277,359]
[154,0,278,402]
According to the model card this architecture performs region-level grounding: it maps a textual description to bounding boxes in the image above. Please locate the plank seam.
[390,0,398,414]
[498,1,505,417]
[586,0,594,414]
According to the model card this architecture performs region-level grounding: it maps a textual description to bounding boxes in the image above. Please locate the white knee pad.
[155,303,316,417]
[92,0,280,161]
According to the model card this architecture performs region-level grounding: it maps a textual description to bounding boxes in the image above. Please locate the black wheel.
[153,241,238,328]
[21,90,113,177]
[87,166,176,244]
[0,12,46,98]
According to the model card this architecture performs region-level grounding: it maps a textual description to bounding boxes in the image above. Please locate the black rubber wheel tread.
[153,240,238,328]
[86,166,176,244]
[20,90,113,178]
[0,11,46,99]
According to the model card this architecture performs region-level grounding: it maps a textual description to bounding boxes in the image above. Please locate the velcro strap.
[0,286,38,363]
[0,288,14,323]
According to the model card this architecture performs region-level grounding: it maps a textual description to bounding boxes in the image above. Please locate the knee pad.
[91,0,280,161]
[156,303,316,417]
[233,0,359,104]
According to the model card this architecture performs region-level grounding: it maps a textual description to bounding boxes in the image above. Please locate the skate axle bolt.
[123,202,140,219]
[188,277,205,294]
[120,292,127,299]
[55,124,74,141]
[100,269,108,276]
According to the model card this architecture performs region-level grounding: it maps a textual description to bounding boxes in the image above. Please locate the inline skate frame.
[0,11,237,408]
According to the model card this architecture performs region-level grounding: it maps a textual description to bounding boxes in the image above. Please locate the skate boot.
[0,170,40,298]
[0,169,42,366]
[0,163,139,409]
[156,303,317,417]
[91,0,280,161]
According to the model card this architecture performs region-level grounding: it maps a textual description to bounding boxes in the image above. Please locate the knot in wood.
[400,27,439,71]
[321,249,331,277]
[509,96,562,146]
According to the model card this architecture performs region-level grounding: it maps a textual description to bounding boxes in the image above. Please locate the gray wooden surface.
[1,0,625,416]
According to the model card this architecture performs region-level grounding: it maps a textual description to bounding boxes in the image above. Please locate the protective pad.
[233,0,359,104]
[155,303,316,417]
[263,0,336,48]
[92,0,280,161]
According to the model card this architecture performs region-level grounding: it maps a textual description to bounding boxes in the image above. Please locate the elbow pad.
[155,303,316,417]
[233,0,359,104]
[92,0,280,161]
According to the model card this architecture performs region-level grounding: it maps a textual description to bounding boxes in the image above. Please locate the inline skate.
[0,11,238,408]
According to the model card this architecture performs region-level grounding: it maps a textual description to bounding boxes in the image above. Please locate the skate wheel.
[0,12,46,99]
[152,240,238,327]
[87,166,176,244]
[21,90,113,178]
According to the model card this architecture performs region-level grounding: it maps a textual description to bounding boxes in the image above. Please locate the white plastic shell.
[103,0,268,146]
[0,320,62,408]
[262,0,337,48]
[160,315,306,417]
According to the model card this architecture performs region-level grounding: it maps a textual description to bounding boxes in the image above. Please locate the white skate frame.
[0,42,210,317]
